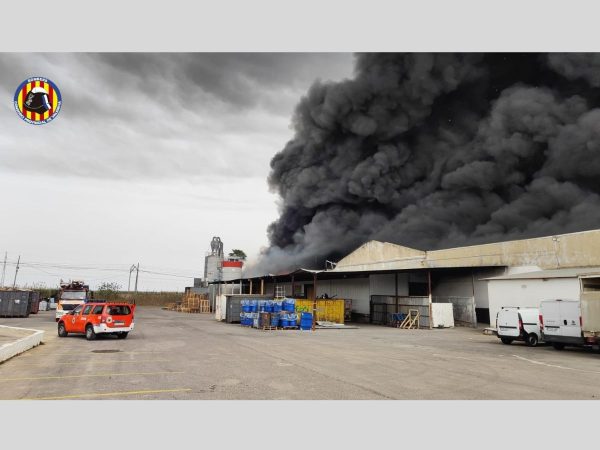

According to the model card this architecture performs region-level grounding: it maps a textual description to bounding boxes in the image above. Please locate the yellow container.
[295,299,345,324]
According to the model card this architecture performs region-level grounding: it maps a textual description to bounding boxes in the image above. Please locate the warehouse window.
[582,277,600,292]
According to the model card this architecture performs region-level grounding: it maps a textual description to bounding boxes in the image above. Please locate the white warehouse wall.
[369,273,409,296]
[316,278,370,314]
[433,268,505,308]
[487,277,581,326]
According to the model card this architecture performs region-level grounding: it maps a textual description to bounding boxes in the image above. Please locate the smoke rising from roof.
[252,53,600,274]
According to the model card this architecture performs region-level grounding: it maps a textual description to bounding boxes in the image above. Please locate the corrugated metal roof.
[332,228,600,273]
[484,267,600,281]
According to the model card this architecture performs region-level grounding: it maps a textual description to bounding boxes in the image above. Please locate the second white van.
[540,299,583,350]
[496,306,542,346]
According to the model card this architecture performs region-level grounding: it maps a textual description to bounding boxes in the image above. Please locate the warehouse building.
[220,229,600,327]
[485,267,600,326]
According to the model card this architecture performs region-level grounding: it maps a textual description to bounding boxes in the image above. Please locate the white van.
[539,299,583,350]
[496,306,542,346]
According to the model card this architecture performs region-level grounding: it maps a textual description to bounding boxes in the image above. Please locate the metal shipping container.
[295,299,346,324]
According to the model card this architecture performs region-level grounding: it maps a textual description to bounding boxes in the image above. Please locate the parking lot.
[1,307,600,399]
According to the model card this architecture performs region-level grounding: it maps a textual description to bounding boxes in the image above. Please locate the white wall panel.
[487,278,580,326]
[369,273,409,296]
[317,277,370,314]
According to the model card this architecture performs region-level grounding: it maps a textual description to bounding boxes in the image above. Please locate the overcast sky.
[0,53,354,291]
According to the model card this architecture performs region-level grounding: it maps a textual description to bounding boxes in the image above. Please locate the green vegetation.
[94,282,122,301]
[228,249,247,260]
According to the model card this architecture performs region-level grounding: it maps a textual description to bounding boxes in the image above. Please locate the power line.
[3,262,196,278]
[138,269,195,278]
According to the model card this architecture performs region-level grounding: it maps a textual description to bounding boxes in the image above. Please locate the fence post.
[428,270,432,329]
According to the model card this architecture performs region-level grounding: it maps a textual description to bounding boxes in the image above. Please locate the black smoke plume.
[254,53,600,274]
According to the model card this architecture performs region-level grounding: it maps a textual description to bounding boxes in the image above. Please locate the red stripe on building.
[222,261,243,268]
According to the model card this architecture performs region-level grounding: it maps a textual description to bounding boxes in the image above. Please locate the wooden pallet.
[171,294,210,313]
[257,326,279,331]
[399,309,420,329]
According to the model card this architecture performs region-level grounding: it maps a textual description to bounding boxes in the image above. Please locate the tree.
[228,249,247,260]
[96,282,122,301]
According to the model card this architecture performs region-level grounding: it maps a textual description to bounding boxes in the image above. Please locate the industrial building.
[188,236,244,297]
[485,267,600,326]
[220,229,600,327]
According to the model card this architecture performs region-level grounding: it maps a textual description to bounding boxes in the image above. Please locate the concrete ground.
[1,307,600,400]
[0,325,36,345]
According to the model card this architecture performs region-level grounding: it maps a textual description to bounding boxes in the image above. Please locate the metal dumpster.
[295,298,346,324]
[0,290,31,317]
[29,291,40,314]
[225,294,270,323]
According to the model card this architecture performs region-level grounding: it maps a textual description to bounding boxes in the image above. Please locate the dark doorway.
[305,284,314,300]
[408,282,428,296]
[476,308,490,325]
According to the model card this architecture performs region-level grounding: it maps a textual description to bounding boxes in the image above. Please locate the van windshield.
[61,303,81,311]
[61,291,87,300]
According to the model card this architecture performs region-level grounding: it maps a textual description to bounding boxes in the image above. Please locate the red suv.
[57,302,135,340]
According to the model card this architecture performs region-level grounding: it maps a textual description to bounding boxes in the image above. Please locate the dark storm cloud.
[254,53,600,274]
[0,53,353,180]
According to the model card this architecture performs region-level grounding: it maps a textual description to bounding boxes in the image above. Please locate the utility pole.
[134,262,139,292]
[12,255,20,288]
[128,264,137,291]
[1,251,7,287]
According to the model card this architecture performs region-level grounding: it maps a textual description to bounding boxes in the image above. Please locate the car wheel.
[552,343,565,350]
[57,322,68,337]
[117,332,128,339]
[525,333,539,347]
[85,324,96,341]
[500,337,513,345]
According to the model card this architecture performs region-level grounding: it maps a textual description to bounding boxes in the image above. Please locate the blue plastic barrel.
[300,312,312,330]
[271,314,280,327]
[283,298,295,312]
[273,301,282,312]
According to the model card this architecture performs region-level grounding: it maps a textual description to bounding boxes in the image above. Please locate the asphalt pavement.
[1,307,600,399]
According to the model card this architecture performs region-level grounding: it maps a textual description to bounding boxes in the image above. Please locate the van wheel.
[117,332,128,339]
[552,343,565,350]
[57,322,68,337]
[500,337,513,345]
[85,325,96,341]
[525,333,539,347]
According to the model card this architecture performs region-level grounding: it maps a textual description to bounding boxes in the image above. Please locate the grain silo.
[204,236,224,282]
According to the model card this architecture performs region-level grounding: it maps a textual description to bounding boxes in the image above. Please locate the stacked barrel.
[239,298,301,330]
